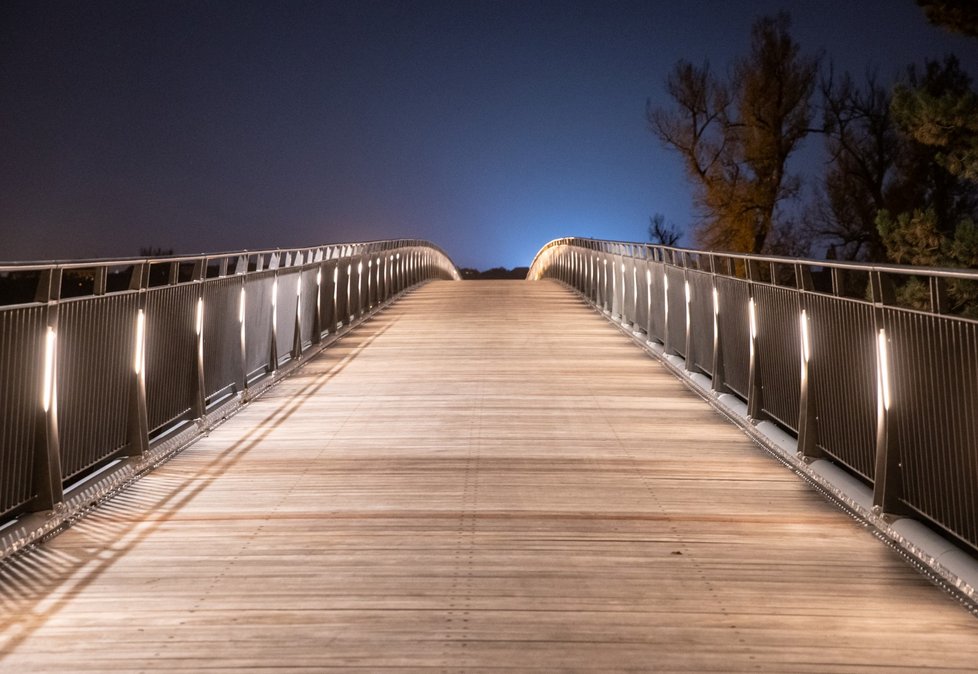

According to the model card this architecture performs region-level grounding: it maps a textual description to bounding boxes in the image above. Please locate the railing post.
[871,270,902,514]
[311,254,323,344]
[268,256,279,374]
[292,257,304,360]
[32,267,64,512]
[662,260,673,355]
[682,256,693,368]
[126,263,150,456]
[796,264,819,459]
[238,268,248,393]
[709,255,726,393]
[192,258,206,420]
[746,259,764,421]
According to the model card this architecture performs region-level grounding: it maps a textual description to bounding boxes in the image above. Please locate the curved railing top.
[529,236,978,281]
[529,236,978,321]
[0,238,459,272]
[0,238,462,308]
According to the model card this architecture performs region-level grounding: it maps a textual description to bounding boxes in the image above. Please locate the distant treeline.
[459,267,530,280]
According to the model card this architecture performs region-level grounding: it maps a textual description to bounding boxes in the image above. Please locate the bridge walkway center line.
[0,279,976,671]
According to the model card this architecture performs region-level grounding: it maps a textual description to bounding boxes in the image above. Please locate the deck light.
[800,310,811,364]
[195,298,204,336]
[133,309,146,375]
[239,287,246,323]
[42,327,56,412]
[877,329,891,410]
[748,298,758,340]
[316,269,322,287]
[712,287,719,316]
[663,275,669,319]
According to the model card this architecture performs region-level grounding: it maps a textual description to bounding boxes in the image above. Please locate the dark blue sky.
[2,1,977,268]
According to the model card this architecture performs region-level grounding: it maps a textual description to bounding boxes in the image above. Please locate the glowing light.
[133,309,146,375]
[712,287,719,315]
[195,297,203,336]
[800,310,811,363]
[42,327,56,412]
[316,269,322,286]
[333,267,339,283]
[239,287,246,323]
[646,269,651,285]
[748,298,758,340]
[272,279,278,309]
[877,329,891,410]
[684,280,691,305]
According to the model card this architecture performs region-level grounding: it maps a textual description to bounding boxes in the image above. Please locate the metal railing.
[529,237,978,555]
[0,240,459,526]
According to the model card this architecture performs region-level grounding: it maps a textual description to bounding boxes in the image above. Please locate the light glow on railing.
[133,309,146,375]
[42,327,56,412]
[748,298,758,340]
[663,274,669,319]
[800,310,811,363]
[684,280,691,305]
[239,287,246,323]
[272,279,278,309]
[195,297,204,336]
[712,287,719,315]
[877,329,891,411]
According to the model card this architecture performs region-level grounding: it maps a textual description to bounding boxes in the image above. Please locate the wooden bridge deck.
[1,280,976,671]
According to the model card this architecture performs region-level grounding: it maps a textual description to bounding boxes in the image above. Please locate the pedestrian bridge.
[1,238,977,670]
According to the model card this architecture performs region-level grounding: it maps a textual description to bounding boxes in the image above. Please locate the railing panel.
[665,266,686,356]
[0,306,45,517]
[145,284,196,432]
[336,261,350,326]
[299,268,317,349]
[647,261,666,343]
[321,260,338,334]
[622,256,637,325]
[887,309,978,549]
[807,294,876,480]
[753,285,800,431]
[634,259,649,334]
[687,270,714,376]
[57,295,136,479]
[275,271,300,364]
[202,277,241,400]
[715,277,750,399]
[244,273,274,380]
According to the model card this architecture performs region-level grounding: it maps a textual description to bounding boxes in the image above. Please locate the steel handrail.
[0,239,460,544]
[529,236,978,555]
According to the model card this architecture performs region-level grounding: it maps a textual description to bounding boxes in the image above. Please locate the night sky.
[2,1,977,269]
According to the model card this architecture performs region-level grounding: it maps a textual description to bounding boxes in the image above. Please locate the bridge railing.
[0,240,459,526]
[529,237,978,555]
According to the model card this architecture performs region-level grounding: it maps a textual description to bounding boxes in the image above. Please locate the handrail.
[0,239,460,536]
[529,237,978,555]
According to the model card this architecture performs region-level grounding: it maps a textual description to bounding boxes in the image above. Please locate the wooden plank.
[1,279,976,672]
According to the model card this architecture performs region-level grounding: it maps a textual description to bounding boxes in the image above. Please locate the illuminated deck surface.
[1,280,976,671]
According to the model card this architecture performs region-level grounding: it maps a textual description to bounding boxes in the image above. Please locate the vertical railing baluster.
[32,267,64,511]
[871,270,902,514]
[192,258,206,420]
[746,259,764,421]
[796,263,819,459]
[126,263,150,457]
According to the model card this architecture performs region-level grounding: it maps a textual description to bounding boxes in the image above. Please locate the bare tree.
[649,13,819,254]
[648,213,682,246]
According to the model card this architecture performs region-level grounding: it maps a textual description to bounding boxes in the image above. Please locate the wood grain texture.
[1,280,976,672]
